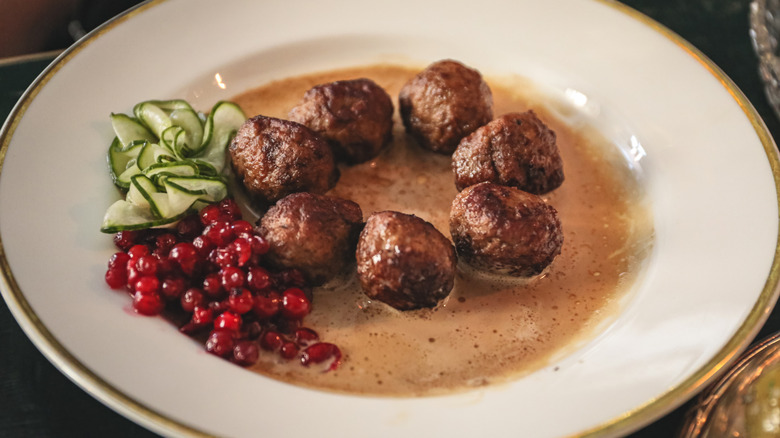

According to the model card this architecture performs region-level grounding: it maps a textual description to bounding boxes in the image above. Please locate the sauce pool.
[230,64,654,396]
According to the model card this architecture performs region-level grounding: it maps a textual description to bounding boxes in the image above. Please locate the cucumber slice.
[166,176,228,202]
[143,161,199,181]
[111,113,156,147]
[127,174,163,218]
[197,101,245,173]
[108,138,145,188]
[170,107,203,155]
[134,101,171,139]
[103,98,246,233]
[100,200,186,233]
[137,142,176,170]
[159,180,202,218]
[142,99,194,112]
[115,160,142,189]
[187,159,218,176]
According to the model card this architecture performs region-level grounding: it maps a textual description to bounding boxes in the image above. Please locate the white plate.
[1,0,779,437]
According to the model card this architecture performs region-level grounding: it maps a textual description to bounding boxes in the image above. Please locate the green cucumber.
[197,101,245,174]
[137,142,177,170]
[108,138,145,188]
[133,101,171,139]
[143,161,199,181]
[111,113,156,147]
[102,98,246,233]
[166,176,228,202]
[100,200,187,233]
[170,107,203,155]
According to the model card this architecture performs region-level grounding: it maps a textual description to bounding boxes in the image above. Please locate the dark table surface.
[1,0,779,436]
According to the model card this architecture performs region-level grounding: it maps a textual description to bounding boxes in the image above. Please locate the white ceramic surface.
[1,0,779,437]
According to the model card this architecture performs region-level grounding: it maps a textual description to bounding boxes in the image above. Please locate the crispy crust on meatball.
[356,211,457,310]
[399,59,493,154]
[257,192,363,285]
[228,115,339,204]
[288,78,394,164]
[450,182,563,277]
[452,111,564,194]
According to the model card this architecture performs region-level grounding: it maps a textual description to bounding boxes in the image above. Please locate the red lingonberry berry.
[228,289,254,315]
[282,288,311,320]
[233,340,260,366]
[205,329,235,357]
[133,292,164,316]
[214,311,242,332]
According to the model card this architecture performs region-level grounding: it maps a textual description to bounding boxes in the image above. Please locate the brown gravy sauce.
[230,64,653,396]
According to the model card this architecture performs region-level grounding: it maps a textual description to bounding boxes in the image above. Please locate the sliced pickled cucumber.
[102,98,246,232]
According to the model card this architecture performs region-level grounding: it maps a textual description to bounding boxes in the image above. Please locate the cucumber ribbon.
[101,99,245,233]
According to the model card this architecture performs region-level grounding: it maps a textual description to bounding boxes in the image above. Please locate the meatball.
[399,59,493,154]
[356,211,457,310]
[257,192,363,285]
[288,78,394,164]
[450,182,563,277]
[228,115,339,204]
[452,111,564,194]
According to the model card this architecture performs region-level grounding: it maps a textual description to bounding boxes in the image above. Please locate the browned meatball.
[452,111,564,194]
[399,59,493,154]
[356,211,456,310]
[288,78,394,164]
[257,192,363,285]
[450,182,563,277]
[228,115,339,204]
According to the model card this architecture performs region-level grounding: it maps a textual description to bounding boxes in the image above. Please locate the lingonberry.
[127,244,150,259]
[210,247,237,268]
[134,276,160,295]
[202,220,234,247]
[282,288,311,320]
[301,343,342,371]
[280,341,299,359]
[230,220,253,235]
[134,255,158,276]
[294,327,320,346]
[199,204,224,226]
[252,292,280,319]
[205,330,235,357]
[154,233,178,255]
[133,291,164,316]
[233,340,260,366]
[180,288,205,313]
[108,252,131,270]
[260,331,283,351]
[126,262,140,290]
[214,311,242,332]
[113,230,143,251]
[249,235,270,256]
[247,267,271,291]
[220,266,246,290]
[192,235,215,258]
[105,266,127,289]
[228,289,254,315]
[202,272,224,298]
[229,237,252,266]
[218,198,242,220]
[169,242,199,275]
[191,306,214,326]
[160,276,187,300]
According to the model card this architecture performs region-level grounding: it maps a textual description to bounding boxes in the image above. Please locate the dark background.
[1,0,777,436]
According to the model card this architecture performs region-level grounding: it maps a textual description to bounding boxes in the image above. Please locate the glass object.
[751,0,780,120]
[681,332,780,437]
